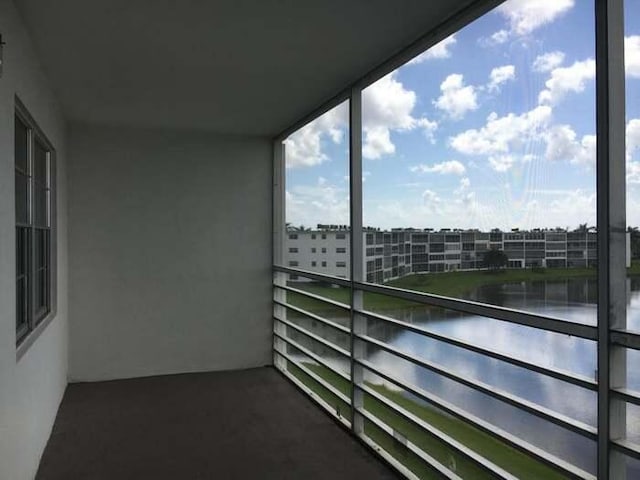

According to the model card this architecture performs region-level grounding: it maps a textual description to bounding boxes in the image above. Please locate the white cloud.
[284,103,347,168]
[488,155,516,172]
[288,72,438,164]
[628,36,640,78]
[285,179,349,227]
[628,162,640,184]
[496,0,574,37]
[533,51,565,72]
[422,190,442,213]
[454,177,476,207]
[362,73,438,159]
[489,29,510,45]
[538,58,595,105]
[363,126,395,159]
[410,160,466,175]
[434,74,478,120]
[450,105,552,156]
[628,119,640,155]
[408,35,456,64]
[544,125,596,166]
[546,189,596,227]
[488,65,516,92]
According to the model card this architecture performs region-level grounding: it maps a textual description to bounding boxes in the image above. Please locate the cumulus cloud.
[488,155,516,172]
[285,178,349,227]
[408,35,456,64]
[284,103,347,168]
[410,160,466,175]
[362,73,438,159]
[488,65,516,92]
[627,36,640,78]
[628,119,640,155]
[628,119,640,184]
[544,125,596,166]
[488,29,510,45]
[422,190,442,213]
[628,162,640,184]
[533,51,565,72]
[538,59,595,105]
[496,0,574,37]
[287,73,438,165]
[454,177,476,207]
[434,74,478,120]
[450,105,552,156]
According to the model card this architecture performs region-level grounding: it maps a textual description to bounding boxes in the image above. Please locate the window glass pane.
[34,186,48,227]
[362,0,597,324]
[360,0,596,476]
[35,268,48,313]
[626,0,640,337]
[16,227,29,337]
[33,139,48,186]
[16,278,27,333]
[15,173,28,224]
[34,229,45,269]
[282,101,350,279]
[15,115,28,172]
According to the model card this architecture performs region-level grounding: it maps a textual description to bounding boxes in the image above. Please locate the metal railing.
[270,265,636,480]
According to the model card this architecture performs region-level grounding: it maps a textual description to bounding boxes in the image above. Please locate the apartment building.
[286,228,629,282]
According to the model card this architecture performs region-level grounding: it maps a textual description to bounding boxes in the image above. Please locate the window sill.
[16,308,57,362]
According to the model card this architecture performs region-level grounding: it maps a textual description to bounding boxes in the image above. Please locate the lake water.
[359,276,640,476]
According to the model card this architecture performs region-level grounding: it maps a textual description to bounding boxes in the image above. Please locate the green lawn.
[283,263,640,312]
[287,361,568,480]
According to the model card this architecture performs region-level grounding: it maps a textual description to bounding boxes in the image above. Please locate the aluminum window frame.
[272,0,631,478]
[15,96,58,360]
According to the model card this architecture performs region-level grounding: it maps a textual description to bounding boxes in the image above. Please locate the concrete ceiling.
[15,0,475,136]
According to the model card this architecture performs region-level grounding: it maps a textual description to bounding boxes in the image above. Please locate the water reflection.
[286,275,640,476]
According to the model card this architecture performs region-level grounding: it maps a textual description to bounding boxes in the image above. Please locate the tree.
[483,248,508,271]
[628,226,640,260]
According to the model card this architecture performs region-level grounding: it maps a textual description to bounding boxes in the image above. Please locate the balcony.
[2,0,640,479]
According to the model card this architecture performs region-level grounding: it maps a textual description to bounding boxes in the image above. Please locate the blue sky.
[285,0,640,231]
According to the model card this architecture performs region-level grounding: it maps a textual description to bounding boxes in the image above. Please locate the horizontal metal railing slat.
[273,298,350,334]
[274,265,351,287]
[275,363,351,429]
[274,284,351,312]
[610,329,640,350]
[273,331,350,381]
[358,307,597,391]
[612,438,640,461]
[354,280,597,340]
[357,333,597,440]
[358,383,518,480]
[356,407,464,480]
[273,349,351,405]
[355,358,596,480]
[611,387,640,406]
[274,316,350,357]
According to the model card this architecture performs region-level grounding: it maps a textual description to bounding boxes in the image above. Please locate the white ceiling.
[16,0,475,136]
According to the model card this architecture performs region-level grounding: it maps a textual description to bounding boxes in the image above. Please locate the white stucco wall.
[68,124,272,381]
[0,1,69,479]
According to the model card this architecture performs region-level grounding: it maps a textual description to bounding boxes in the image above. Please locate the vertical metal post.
[596,0,627,477]
[273,140,287,371]
[349,87,365,434]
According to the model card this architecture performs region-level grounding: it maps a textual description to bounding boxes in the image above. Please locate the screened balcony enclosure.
[1,0,639,479]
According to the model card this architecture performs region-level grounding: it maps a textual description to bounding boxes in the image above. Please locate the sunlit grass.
[287,361,568,480]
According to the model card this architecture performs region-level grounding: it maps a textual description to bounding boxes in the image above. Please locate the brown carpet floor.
[36,366,400,480]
